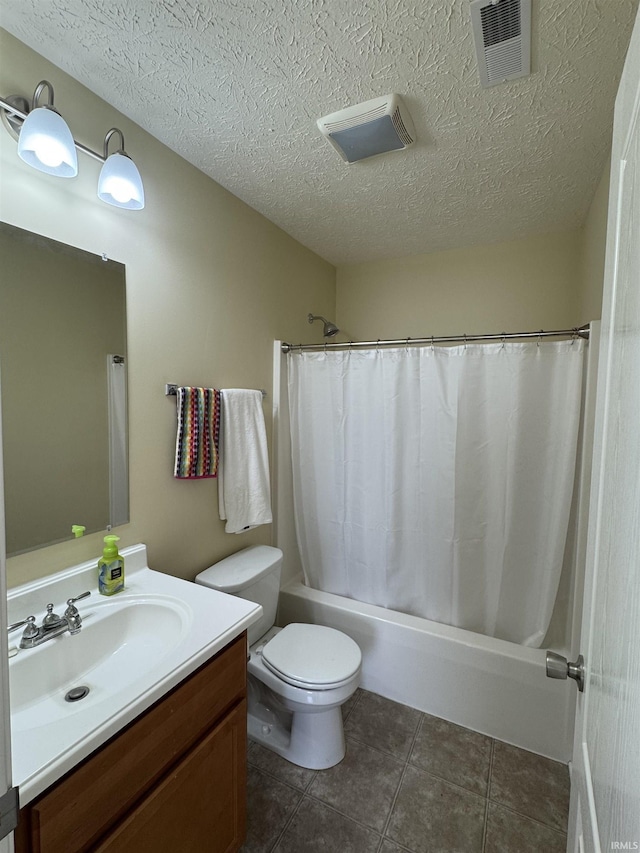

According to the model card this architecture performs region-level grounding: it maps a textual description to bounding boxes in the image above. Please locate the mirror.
[0,223,128,557]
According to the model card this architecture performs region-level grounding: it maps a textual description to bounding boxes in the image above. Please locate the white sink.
[10,595,190,730]
[7,544,262,806]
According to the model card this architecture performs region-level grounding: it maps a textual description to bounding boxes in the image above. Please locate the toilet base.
[248,704,346,770]
[245,628,359,770]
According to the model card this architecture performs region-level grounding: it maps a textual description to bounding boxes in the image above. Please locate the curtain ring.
[537,330,542,348]
[571,328,577,345]
[376,338,380,352]
[431,335,435,353]
[324,340,328,353]
[463,333,467,350]
[501,332,506,350]
[405,337,411,353]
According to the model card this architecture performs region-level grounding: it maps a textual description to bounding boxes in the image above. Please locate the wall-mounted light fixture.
[98,128,144,210]
[0,79,145,210]
[16,81,77,177]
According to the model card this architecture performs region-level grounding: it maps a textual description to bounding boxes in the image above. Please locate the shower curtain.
[288,340,585,646]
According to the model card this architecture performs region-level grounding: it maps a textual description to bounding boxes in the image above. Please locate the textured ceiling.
[1,1,638,264]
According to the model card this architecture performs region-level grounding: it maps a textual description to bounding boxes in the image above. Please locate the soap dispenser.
[98,534,125,596]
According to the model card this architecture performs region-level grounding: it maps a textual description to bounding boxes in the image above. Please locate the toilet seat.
[261,623,361,690]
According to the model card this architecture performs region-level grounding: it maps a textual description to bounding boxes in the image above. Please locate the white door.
[567,7,640,851]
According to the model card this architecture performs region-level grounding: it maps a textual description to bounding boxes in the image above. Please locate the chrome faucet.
[9,591,91,649]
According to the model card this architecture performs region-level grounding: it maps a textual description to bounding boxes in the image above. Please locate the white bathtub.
[277,576,576,762]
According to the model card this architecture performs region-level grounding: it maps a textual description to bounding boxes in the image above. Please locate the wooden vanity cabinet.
[15,632,248,853]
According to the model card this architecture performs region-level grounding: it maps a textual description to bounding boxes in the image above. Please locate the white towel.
[218,389,273,534]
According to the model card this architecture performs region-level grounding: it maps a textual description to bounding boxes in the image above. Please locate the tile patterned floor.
[241,689,569,853]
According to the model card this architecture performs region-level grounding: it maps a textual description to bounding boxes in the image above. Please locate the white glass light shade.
[98,152,145,210]
[17,107,78,177]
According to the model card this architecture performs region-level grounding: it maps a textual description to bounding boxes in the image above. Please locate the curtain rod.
[281,324,590,353]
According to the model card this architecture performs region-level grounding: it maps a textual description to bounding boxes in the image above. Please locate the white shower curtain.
[288,340,585,646]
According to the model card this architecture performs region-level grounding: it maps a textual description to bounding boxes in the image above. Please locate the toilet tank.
[195,545,283,645]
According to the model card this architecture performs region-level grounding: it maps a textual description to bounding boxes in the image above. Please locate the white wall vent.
[470,0,531,88]
[317,94,415,164]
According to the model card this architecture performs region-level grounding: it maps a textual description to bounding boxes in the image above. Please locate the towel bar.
[165,384,267,398]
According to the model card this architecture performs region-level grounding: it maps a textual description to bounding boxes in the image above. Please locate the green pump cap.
[71,525,86,538]
[103,534,120,558]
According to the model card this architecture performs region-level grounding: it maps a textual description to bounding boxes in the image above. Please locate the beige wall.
[334,154,611,345]
[336,229,583,342]
[0,30,336,586]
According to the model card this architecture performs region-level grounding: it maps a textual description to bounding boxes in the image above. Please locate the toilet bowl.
[196,546,361,769]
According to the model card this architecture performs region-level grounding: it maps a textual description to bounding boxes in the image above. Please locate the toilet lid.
[261,623,361,689]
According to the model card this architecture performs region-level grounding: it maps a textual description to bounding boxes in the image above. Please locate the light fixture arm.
[32,80,55,111]
[98,126,145,209]
[103,127,127,159]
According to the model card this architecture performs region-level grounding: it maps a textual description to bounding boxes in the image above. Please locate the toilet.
[196,545,361,769]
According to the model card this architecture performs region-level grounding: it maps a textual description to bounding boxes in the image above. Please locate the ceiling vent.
[470,0,531,88]
[317,94,415,164]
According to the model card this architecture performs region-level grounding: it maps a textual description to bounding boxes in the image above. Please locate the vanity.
[7,544,262,853]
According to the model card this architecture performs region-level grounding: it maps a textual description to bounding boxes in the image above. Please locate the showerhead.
[308,313,339,338]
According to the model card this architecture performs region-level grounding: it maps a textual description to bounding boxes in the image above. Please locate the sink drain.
[65,685,90,702]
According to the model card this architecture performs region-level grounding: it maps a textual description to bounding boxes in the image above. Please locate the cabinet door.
[17,634,246,853]
[94,699,247,853]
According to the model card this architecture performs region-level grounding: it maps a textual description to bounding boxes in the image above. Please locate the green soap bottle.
[98,534,125,596]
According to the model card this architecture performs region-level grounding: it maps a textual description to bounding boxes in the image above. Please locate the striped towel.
[174,387,221,479]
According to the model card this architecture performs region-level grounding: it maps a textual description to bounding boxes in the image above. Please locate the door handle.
[546,651,585,692]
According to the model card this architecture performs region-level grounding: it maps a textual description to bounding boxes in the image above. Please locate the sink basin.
[8,543,262,806]
[9,595,190,731]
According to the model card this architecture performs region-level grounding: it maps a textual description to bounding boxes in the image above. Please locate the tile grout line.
[397,753,494,803]
[486,741,570,835]
[268,789,308,853]
[487,737,495,802]
[345,722,493,805]
[246,753,317,796]
[243,761,308,853]
[481,738,496,853]
[342,687,364,725]
[296,792,384,847]
[303,773,406,848]
[304,769,319,792]
[344,728,421,765]
[485,799,570,837]
[377,710,425,850]
[403,754,494,800]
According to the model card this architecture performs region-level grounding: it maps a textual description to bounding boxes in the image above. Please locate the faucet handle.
[64,592,90,635]
[17,615,39,640]
[64,591,91,620]
[8,615,36,634]
[23,615,39,639]
[66,591,91,607]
